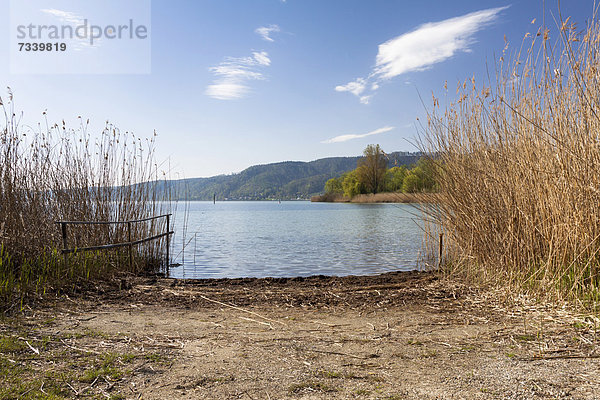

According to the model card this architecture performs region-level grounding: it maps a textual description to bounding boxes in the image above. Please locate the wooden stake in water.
[194,233,197,265]
[166,214,170,270]
[213,193,216,204]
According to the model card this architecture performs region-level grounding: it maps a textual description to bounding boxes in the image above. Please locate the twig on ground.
[66,382,79,396]
[306,348,369,359]
[198,294,286,327]
[18,338,39,355]
[77,315,98,322]
[17,387,34,399]
[519,354,600,361]
[239,316,273,328]
[60,339,101,355]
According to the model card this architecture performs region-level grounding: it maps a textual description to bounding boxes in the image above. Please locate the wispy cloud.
[41,8,83,24]
[206,51,271,100]
[336,6,508,103]
[335,78,366,96]
[255,25,280,42]
[322,126,394,144]
[40,8,100,50]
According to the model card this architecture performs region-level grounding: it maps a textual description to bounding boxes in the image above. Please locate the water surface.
[169,201,425,279]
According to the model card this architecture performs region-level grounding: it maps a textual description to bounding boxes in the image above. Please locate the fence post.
[438,233,443,268]
[61,222,68,263]
[165,214,170,270]
[128,221,133,272]
[60,222,68,250]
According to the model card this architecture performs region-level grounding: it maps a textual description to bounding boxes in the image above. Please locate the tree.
[357,144,387,194]
[401,171,422,193]
[402,158,437,193]
[342,170,364,197]
[324,175,344,194]
[384,166,408,192]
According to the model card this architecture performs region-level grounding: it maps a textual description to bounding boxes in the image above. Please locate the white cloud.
[252,51,271,66]
[359,95,372,104]
[40,8,100,50]
[374,7,507,79]
[40,8,83,24]
[255,25,280,42]
[322,126,394,144]
[205,83,249,100]
[206,52,271,100]
[336,6,507,103]
[335,78,366,97]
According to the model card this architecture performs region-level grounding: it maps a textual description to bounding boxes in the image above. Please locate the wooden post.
[127,221,133,273]
[213,193,216,204]
[438,233,443,268]
[61,222,68,251]
[165,214,170,270]
[60,222,68,264]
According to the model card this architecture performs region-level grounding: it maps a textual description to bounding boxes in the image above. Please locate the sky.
[0,0,596,178]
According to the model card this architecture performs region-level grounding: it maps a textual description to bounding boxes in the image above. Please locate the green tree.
[324,175,344,194]
[357,144,387,194]
[384,166,408,192]
[402,171,422,193]
[416,157,437,191]
[402,158,437,193]
[342,170,364,197]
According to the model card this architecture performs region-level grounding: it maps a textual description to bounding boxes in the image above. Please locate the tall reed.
[423,16,600,306]
[0,93,172,309]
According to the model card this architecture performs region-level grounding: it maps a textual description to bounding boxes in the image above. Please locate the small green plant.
[0,335,26,353]
[515,334,536,342]
[315,369,342,379]
[288,380,337,394]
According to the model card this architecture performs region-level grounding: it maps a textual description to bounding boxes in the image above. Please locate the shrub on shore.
[423,16,600,305]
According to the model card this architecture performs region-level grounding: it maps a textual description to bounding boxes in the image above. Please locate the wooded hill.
[168,152,422,200]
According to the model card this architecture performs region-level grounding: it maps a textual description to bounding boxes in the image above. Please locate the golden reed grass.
[422,15,600,307]
[421,12,600,305]
[0,92,172,308]
[310,192,429,203]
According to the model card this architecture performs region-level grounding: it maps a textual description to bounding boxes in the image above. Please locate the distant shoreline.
[310,192,433,203]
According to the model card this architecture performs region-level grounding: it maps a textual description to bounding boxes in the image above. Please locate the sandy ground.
[2,271,600,399]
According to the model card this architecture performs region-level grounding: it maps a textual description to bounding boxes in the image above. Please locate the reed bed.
[0,93,172,309]
[422,16,600,307]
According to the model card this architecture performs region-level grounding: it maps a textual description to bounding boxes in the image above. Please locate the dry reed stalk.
[0,93,173,308]
[421,15,600,307]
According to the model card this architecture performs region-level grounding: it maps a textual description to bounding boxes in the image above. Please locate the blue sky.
[0,1,594,178]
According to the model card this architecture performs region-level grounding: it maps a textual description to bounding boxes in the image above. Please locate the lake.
[168,201,428,279]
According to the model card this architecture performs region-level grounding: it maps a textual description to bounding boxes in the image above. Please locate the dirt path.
[2,271,600,399]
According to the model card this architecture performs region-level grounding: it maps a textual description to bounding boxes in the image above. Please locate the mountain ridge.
[167,152,422,200]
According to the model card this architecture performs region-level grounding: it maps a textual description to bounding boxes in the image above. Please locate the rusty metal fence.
[56,214,173,270]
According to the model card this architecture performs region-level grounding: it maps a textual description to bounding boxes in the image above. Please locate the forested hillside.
[168,152,421,200]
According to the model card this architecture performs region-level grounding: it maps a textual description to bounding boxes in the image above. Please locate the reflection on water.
[169,201,425,279]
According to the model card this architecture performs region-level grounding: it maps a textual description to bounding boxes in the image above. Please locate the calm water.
[168,201,426,279]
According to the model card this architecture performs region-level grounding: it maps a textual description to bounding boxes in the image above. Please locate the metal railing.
[56,214,173,270]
